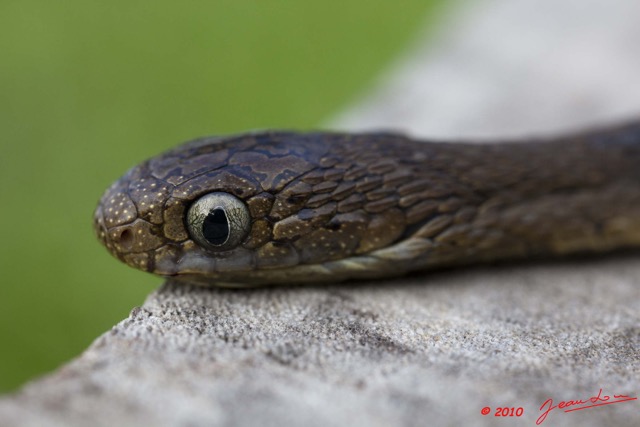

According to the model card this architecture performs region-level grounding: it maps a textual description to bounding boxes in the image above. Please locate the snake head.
[94,131,429,286]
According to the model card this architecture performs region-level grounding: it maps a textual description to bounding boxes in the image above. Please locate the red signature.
[536,389,637,425]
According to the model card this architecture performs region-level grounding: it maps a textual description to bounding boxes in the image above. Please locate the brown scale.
[93,124,640,286]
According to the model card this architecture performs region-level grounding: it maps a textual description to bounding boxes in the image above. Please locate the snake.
[93,122,640,286]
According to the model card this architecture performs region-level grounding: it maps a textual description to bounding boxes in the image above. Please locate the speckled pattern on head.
[94,126,640,286]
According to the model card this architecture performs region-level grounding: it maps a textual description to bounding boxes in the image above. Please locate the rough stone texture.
[2,0,640,426]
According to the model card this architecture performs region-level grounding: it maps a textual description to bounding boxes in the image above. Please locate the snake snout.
[93,203,130,258]
[95,202,165,256]
[94,175,164,259]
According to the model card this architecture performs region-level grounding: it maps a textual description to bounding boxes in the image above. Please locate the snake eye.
[186,192,251,251]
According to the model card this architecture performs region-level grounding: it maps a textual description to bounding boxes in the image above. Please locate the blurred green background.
[0,1,445,392]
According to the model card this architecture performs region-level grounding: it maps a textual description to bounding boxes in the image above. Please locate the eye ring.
[186,192,251,252]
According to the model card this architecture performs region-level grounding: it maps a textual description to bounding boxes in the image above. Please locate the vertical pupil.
[202,208,229,245]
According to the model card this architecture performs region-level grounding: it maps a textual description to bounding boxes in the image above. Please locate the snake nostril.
[118,229,134,247]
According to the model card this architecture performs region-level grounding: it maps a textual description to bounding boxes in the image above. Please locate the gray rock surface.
[2,0,639,426]
[334,0,640,139]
